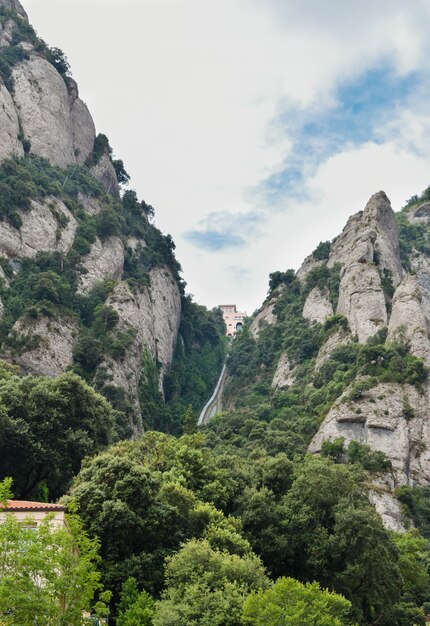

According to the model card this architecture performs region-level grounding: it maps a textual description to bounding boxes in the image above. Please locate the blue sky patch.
[183,230,246,251]
[259,64,421,206]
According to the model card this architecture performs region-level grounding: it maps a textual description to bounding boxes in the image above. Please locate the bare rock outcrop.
[327,192,403,342]
[90,153,120,196]
[368,490,407,533]
[0,80,23,161]
[12,57,77,168]
[3,316,77,376]
[0,197,77,259]
[309,381,430,486]
[337,262,387,342]
[68,78,96,165]
[303,286,333,324]
[296,254,324,283]
[249,288,283,338]
[328,192,402,286]
[388,275,430,365]
[11,56,96,168]
[272,352,295,389]
[77,236,124,294]
[100,268,181,423]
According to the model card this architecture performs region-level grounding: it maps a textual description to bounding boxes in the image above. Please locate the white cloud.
[23,0,430,312]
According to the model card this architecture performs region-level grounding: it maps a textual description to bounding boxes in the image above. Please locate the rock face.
[3,316,78,376]
[100,268,181,426]
[303,286,333,324]
[0,81,23,161]
[388,275,430,365]
[272,352,295,389]
[77,236,124,294]
[309,381,430,486]
[328,192,402,342]
[249,288,283,338]
[12,57,95,168]
[90,153,120,196]
[0,197,77,258]
[296,191,430,527]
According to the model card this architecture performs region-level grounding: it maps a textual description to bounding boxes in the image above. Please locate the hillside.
[207,188,430,530]
[0,0,225,435]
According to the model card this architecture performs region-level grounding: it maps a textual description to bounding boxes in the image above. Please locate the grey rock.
[309,381,430,486]
[314,328,352,371]
[100,268,181,428]
[90,153,119,196]
[337,262,387,342]
[12,56,76,167]
[4,316,77,376]
[369,490,407,532]
[249,288,283,338]
[68,79,95,165]
[77,236,124,294]
[0,0,28,20]
[388,275,430,365]
[0,80,23,161]
[272,352,295,389]
[0,197,77,258]
[303,286,333,324]
[296,254,324,283]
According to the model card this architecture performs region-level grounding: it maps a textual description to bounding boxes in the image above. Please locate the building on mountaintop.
[219,304,247,336]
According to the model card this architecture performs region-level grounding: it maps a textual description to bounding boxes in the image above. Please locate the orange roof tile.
[4,500,66,512]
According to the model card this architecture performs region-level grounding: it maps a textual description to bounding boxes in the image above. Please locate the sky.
[23,0,430,314]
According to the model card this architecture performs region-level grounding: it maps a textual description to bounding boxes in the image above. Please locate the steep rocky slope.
[0,0,225,433]
[216,188,430,530]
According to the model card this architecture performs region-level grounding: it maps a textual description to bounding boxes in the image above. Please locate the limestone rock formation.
[309,381,430,486]
[388,275,430,365]
[249,288,283,338]
[12,57,95,168]
[303,286,333,324]
[77,237,124,294]
[90,153,120,196]
[100,268,181,425]
[0,197,77,259]
[0,81,23,161]
[0,2,185,433]
[272,352,295,389]
[3,316,78,376]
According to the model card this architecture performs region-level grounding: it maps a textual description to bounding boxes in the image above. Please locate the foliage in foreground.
[0,505,110,626]
[242,577,354,626]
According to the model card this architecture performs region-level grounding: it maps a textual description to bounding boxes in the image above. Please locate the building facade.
[0,500,67,527]
[219,304,247,337]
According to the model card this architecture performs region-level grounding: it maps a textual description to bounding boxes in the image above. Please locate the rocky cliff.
[0,0,187,432]
[223,188,430,530]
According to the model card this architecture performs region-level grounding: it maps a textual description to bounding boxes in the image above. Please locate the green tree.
[153,538,269,626]
[0,508,110,625]
[281,457,401,624]
[0,477,13,508]
[67,432,252,606]
[0,369,114,499]
[183,404,198,434]
[242,577,354,626]
[117,577,155,626]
